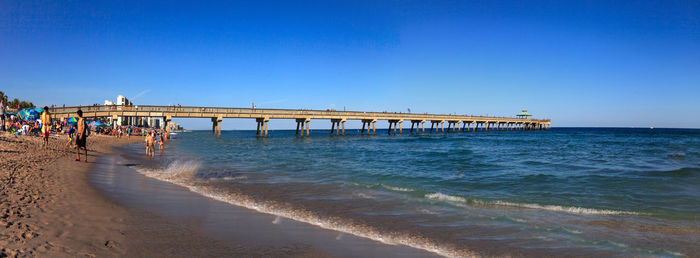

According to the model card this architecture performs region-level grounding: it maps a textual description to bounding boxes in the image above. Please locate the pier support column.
[441,121,445,133]
[211,117,222,136]
[255,118,269,138]
[306,120,310,136]
[429,122,434,133]
[296,118,309,137]
[361,121,366,136]
[447,122,452,133]
[398,120,402,135]
[421,121,425,134]
[256,121,261,137]
[388,121,393,135]
[341,119,346,136]
[372,120,376,136]
[163,116,172,132]
[330,120,336,136]
[410,121,415,134]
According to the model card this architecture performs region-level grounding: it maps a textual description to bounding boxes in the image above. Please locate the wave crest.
[136,160,201,180]
[425,192,642,216]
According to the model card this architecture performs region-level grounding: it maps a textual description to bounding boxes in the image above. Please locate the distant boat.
[650,127,654,129]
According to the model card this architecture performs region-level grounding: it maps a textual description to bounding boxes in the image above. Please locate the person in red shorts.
[41,106,51,147]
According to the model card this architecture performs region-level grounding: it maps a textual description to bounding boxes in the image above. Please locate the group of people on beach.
[1,101,170,162]
[144,129,168,158]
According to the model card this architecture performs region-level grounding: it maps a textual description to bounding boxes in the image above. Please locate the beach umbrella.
[66,117,78,126]
[90,120,107,127]
[17,108,42,121]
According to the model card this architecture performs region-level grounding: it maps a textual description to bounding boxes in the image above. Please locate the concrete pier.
[50,105,551,137]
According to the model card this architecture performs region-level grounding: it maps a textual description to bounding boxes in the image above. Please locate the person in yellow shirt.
[41,106,51,147]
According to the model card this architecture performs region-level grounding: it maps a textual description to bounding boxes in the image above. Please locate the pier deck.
[49,105,551,137]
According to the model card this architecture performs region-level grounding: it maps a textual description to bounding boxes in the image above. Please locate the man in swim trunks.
[75,109,88,162]
[145,129,155,157]
[41,106,51,147]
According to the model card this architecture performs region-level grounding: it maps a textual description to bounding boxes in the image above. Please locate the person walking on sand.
[41,106,51,147]
[75,109,88,162]
[0,99,5,132]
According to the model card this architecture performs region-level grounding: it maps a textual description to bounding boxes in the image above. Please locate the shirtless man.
[75,109,88,162]
[145,130,155,157]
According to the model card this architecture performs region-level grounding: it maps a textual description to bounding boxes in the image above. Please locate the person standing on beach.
[75,109,88,162]
[41,106,51,147]
[0,100,5,131]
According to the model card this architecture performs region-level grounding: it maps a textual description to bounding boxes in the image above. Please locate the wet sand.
[0,132,437,257]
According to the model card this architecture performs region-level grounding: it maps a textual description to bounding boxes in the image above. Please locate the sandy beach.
[0,133,247,257]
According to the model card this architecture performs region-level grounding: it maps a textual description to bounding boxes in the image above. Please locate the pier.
[49,105,551,137]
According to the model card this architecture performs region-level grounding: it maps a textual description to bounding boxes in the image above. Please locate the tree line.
[0,91,35,109]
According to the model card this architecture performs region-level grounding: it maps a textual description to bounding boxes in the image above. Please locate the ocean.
[116,128,699,257]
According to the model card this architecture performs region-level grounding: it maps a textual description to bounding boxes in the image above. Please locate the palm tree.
[0,91,8,104]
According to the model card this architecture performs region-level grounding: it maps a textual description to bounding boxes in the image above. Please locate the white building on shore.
[104,95,162,128]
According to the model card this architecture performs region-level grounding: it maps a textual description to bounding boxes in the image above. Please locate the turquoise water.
[130,128,699,257]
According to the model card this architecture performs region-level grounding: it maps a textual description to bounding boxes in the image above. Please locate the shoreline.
[0,133,241,257]
[1,132,439,257]
[91,148,441,257]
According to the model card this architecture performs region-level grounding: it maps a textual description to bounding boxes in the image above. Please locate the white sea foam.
[136,160,201,180]
[133,166,472,258]
[353,192,374,199]
[425,193,467,203]
[382,184,413,192]
[485,201,642,216]
[424,193,641,216]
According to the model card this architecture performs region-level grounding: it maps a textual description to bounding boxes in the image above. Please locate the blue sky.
[1,1,699,129]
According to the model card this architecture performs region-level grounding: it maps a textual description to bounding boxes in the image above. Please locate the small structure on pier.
[516,110,532,119]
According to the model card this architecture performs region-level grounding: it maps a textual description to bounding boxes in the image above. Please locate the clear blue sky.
[1,1,699,129]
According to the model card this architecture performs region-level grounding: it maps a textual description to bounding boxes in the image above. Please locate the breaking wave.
[381,184,414,192]
[135,160,202,180]
[425,192,642,216]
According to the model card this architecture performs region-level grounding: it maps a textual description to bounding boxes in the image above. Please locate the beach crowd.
[1,100,169,161]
